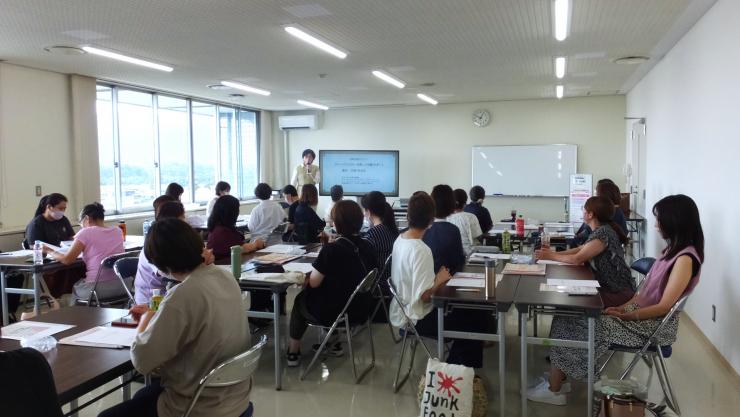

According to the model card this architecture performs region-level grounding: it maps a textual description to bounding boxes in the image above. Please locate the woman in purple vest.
[528,194,703,406]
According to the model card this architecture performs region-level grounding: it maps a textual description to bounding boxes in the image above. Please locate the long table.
[431,262,519,417]
[513,264,602,417]
[0,236,145,326]
[0,307,132,415]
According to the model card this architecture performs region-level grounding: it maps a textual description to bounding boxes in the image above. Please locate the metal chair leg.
[656,351,681,415]
[349,320,375,384]
[380,295,401,343]
[300,317,344,380]
[346,319,357,382]
[393,328,418,393]
[597,351,616,375]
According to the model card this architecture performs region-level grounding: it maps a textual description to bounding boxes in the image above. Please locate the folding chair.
[300,269,379,383]
[370,254,401,343]
[598,295,688,416]
[112,257,139,307]
[182,335,268,417]
[631,257,656,288]
[387,279,435,393]
[77,252,137,307]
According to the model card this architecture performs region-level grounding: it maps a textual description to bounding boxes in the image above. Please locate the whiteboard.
[471,145,577,197]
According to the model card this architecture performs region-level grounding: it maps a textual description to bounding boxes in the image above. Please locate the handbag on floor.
[599,394,646,417]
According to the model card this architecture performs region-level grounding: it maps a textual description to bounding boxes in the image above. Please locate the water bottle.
[502,230,511,254]
[515,215,525,236]
[33,240,44,265]
[149,289,163,311]
[142,219,152,235]
[484,259,495,298]
[118,220,127,240]
[230,245,242,279]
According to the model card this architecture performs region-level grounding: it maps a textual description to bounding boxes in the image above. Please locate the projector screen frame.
[318,149,400,197]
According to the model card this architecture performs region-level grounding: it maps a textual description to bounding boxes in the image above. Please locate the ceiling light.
[44,45,86,55]
[207,84,231,90]
[417,93,438,105]
[220,81,271,96]
[552,0,571,42]
[81,46,173,72]
[556,85,564,99]
[372,70,405,89]
[613,56,650,65]
[284,26,347,59]
[297,99,329,110]
[555,57,566,79]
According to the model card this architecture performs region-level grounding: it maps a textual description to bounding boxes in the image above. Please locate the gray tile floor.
[70,288,740,417]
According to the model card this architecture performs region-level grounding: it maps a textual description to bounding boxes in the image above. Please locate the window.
[95,85,260,213]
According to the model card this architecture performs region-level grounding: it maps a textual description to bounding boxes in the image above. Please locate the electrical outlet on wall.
[35,186,42,196]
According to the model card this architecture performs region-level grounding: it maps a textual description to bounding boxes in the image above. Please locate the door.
[629,120,647,216]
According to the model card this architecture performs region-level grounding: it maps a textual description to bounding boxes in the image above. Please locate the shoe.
[526,378,567,406]
[529,376,571,394]
[541,372,572,393]
[286,351,301,367]
[312,342,344,357]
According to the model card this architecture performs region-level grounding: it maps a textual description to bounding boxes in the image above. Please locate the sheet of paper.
[502,263,546,275]
[253,253,303,264]
[0,249,34,257]
[257,244,305,255]
[283,262,314,273]
[302,251,320,258]
[470,253,511,260]
[453,272,484,279]
[447,278,485,288]
[547,279,600,288]
[537,259,576,266]
[0,321,75,340]
[72,326,137,347]
[539,283,598,295]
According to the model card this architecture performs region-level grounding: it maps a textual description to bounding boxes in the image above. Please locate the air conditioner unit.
[278,114,318,130]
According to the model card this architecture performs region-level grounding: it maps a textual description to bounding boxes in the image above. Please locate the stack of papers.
[283,262,314,274]
[502,263,546,276]
[59,326,137,348]
[253,253,303,265]
[539,279,600,295]
[0,321,75,340]
[0,250,34,261]
[447,272,485,288]
[257,244,305,255]
[302,251,320,258]
[468,253,511,264]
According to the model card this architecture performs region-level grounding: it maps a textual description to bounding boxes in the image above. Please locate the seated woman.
[571,179,628,246]
[463,185,493,233]
[291,184,326,244]
[389,192,485,368]
[164,182,184,202]
[206,181,230,218]
[25,193,75,248]
[422,185,466,274]
[286,200,377,367]
[529,196,637,405]
[206,195,265,258]
[98,218,252,417]
[44,203,126,305]
[447,188,484,255]
[360,191,399,271]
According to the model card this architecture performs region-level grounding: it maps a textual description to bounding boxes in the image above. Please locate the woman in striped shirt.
[360,191,399,273]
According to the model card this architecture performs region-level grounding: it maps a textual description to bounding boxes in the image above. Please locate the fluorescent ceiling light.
[81,46,173,72]
[555,56,566,79]
[297,99,329,110]
[416,93,438,105]
[371,70,405,89]
[556,85,564,99]
[220,81,271,96]
[553,0,570,42]
[284,26,347,59]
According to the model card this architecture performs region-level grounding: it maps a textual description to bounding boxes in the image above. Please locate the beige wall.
[278,96,626,221]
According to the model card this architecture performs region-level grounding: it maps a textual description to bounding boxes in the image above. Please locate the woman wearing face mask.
[44,202,126,305]
[291,149,321,188]
[24,193,75,248]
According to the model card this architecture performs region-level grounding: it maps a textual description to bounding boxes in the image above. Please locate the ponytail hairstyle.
[361,191,398,234]
[453,188,468,210]
[652,194,704,262]
[583,196,628,245]
[34,193,68,217]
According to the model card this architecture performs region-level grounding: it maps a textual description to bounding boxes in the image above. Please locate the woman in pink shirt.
[45,202,126,305]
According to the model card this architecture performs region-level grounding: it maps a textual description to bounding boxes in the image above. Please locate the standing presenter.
[291,149,321,188]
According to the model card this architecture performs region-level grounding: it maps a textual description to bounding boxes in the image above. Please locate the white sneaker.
[526,378,567,406]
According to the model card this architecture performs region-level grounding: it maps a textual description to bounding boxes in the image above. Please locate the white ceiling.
[0,0,714,110]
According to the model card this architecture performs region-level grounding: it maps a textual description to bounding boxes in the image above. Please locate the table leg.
[1,269,9,326]
[33,270,42,316]
[587,317,595,417]
[273,292,282,390]
[121,371,131,401]
[69,399,78,417]
[520,310,528,417]
[437,307,444,359]
[498,311,506,417]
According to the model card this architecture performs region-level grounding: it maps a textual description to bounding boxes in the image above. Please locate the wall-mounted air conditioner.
[278,114,319,130]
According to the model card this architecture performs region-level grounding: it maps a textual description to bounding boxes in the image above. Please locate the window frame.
[97,82,261,214]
